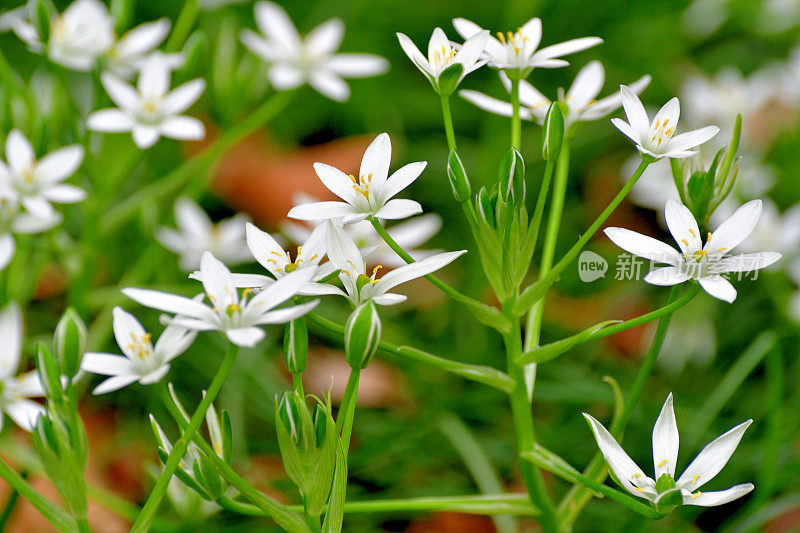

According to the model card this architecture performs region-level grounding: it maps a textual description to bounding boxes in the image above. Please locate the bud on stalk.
[542,102,565,162]
[499,148,526,207]
[447,150,471,202]
[283,318,308,373]
[344,301,381,369]
[54,308,87,380]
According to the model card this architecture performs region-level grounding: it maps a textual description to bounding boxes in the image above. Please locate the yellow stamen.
[691,474,700,484]
[688,229,697,238]
[657,459,668,467]
[690,491,702,499]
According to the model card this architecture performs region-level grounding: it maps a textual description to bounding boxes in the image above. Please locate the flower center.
[497,29,529,56]
[127,332,153,360]
[649,118,675,147]
[349,173,373,200]
[432,45,457,70]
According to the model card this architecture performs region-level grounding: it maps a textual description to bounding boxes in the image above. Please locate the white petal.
[698,276,737,303]
[460,90,515,118]
[534,37,603,61]
[0,234,13,272]
[100,73,140,111]
[611,117,639,143]
[174,196,212,237]
[199,251,237,308]
[138,55,171,99]
[12,371,45,397]
[81,352,136,376]
[159,116,205,141]
[708,200,762,254]
[325,54,389,78]
[360,133,392,189]
[309,70,350,102]
[452,17,485,40]
[652,393,679,479]
[604,227,683,265]
[245,222,287,274]
[581,75,651,121]
[43,185,87,203]
[247,267,315,312]
[269,63,305,90]
[372,293,407,305]
[566,61,604,110]
[397,32,432,76]
[287,201,356,221]
[139,365,171,385]
[6,130,34,173]
[375,250,466,294]
[682,484,754,507]
[161,79,206,115]
[665,199,702,255]
[87,109,135,132]
[676,419,752,490]
[455,30,489,73]
[381,161,426,203]
[386,213,441,249]
[21,197,54,220]
[240,30,280,62]
[132,125,161,148]
[123,288,212,320]
[0,302,22,379]
[112,307,148,359]
[154,325,197,361]
[711,252,782,273]
[583,413,654,499]
[5,399,45,431]
[644,266,692,286]
[226,327,265,347]
[35,146,84,184]
[519,17,543,50]
[256,300,319,324]
[115,19,170,58]
[253,1,300,48]
[374,199,423,220]
[305,18,344,57]
[619,85,649,136]
[648,97,680,141]
[662,126,720,154]
[314,162,358,203]
[325,220,364,274]
[298,222,327,263]
[92,374,140,395]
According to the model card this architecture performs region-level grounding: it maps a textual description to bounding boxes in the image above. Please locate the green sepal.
[435,63,464,97]
[653,487,683,515]
[30,0,52,46]
[36,342,63,401]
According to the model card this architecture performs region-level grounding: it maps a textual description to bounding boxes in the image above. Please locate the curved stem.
[132,343,239,532]
[440,95,457,151]
[510,78,521,149]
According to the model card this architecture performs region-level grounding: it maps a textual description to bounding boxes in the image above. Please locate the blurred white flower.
[88,55,205,148]
[452,17,601,77]
[157,197,251,271]
[288,133,426,223]
[585,393,754,508]
[11,0,173,75]
[82,307,197,394]
[655,297,717,376]
[461,61,650,128]
[123,251,318,347]
[0,197,61,272]
[0,302,46,432]
[612,87,719,159]
[240,1,388,101]
[0,130,85,219]
[396,27,488,94]
[323,220,464,306]
[605,199,781,302]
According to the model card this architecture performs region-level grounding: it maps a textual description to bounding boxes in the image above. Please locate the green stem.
[305,311,513,393]
[368,216,510,332]
[557,284,682,528]
[101,91,294,236]
[0,457,76,532]
[525,160,556,260]
[335,369,361,453]
[292,372,305,397]
[132,343,239,532]
[0,469,25,530]
[510,77,521,149]
[440,95,457,151]
[502,308,560,533]
[165,0,199,52]
[514,159,651,315]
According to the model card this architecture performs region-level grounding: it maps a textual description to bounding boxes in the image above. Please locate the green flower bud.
[477,186,497,228]
[36,343,62,401]
[344,301,381,369]
[499,148,525,206]
[447,150,471,203]
[53,308,87,380]
[283,318,308,373]
[277,392,302,444]
[435,63,464,97]
[542,102,565,162]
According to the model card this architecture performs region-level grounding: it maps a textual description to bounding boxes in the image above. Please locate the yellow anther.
[657,459,668,467]
[707,232,712,241]
[308,254,319,261]
[631,473,641,478]
[225,303,240,315]
[665,128,674,136]
[497,32,506,43]
[681,239,689,247]
[663,118,670,126]
[691,474,700,484]
[654,120,660,129]
[717,247,727,252]
[214,440,222,455]
[633,487,646,492]
[688,229,697,238]
[346,260,357,269]
[267,259,277,265]
[270,251,283,257]
[690,491,702,499]
[341,270,351,276]
[143,333,152,344]
[372,265,383,276]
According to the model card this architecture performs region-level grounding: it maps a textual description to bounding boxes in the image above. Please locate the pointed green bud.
[542,102,565,162]
[277,392,302,444]
[197,453,224,500]
[477,186,497,228]
[53,308,86,380]
[499,148,525,206]
[447,150,471,202]
[283,318,308,373]
[436,63,464,96]
[344,301,381,369]
[36,342,62,401]
[30,0,52,46]
[312,404,327,448]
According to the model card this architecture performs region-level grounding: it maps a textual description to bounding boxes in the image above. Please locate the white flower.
[322,220,465,306]
[240,1,388,102]
[461,61,651,128]
[157,197,251,271]
[0,198,62,272]
[612,86,719,159]
[123,251,319,347]
[604,199,781,303]
[81,307,197,394]
[88,55,205,149]
[0,302,46,431]
[0,130,85,219]
[396,27,488,94]
[10,0,172,75]
[584,393,754,509]
[288,133,426,223]
[452,17,601,77]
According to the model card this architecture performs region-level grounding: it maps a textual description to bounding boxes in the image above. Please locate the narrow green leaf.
[516,320,620,365]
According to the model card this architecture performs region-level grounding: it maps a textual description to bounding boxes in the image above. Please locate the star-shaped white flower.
[240,1,388,101]
[323,220,465,306]
[157,197,251,271]
[460,61,651,128]
[612,86,720,159]
[584,393,754,509]
[123,251,318,347]
[0,130,85,219]
[453,17,601,77]
[604,199,781,302]
[396,27,488,94]
[288,133,426,223]
[0,302,46,431]
[81,307,197,394]
[10,0,173,75]
[88,55,205,149]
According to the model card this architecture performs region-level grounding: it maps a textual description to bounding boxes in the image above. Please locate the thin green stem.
[165,0,199,52]
[305,311,513,393]
[440,95,457,151]
[510,77,521,149]
[132,343,239,532]
[0,469,26,530]
[0,457,76,533]
[514,159,651,315]
[101,91,293,235]
[525,160,556,260]
[336,369,361,453]
[502,308,560,533]
[292,372,305,397]
[557,284,682,528]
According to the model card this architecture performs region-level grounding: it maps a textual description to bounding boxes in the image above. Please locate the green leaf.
[321,441,348,533]
[516,320,620,365]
